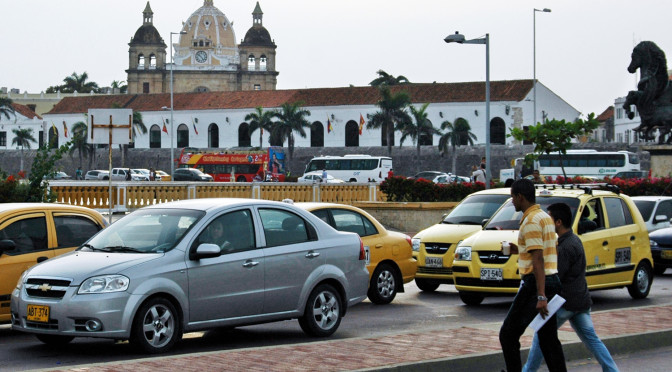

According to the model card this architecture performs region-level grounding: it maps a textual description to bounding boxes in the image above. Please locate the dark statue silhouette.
[623,41,672,143]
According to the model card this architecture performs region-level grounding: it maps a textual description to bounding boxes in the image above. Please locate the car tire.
[130,297,182,354]
[236,176,247,182]
[459,291,485,306]
[102,176,109,180]
[415,278,440,292]
[628,262,653,299]
[654,265,666,276]
[298,284,342,337]
[35,334,74,345]
[367,263,398,305]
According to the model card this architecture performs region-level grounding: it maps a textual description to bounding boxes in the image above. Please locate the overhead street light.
[445,31,491,189]
[169,30,187,179]
[534,8,551,128]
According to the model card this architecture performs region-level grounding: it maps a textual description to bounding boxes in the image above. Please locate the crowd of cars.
[2,181,670,353]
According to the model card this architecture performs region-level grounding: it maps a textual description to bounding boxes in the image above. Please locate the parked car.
[297,171,345,184]
[297,202,416,304]
[0,203,107,324]
[632,196,672,232]
[156,170,171,181]
[95,170,110,180]
[411,188,512,292]
[11,199,368,353]
[648,227,672,275]
[99,168,147,181]
[134,169,155,181]
[432,174,471,184]
[452,186,654,305]
[84,170,107,180]
[410,171,447,181]
[43,171,71,180]
[613,170,649,179]
[173,168,214,181]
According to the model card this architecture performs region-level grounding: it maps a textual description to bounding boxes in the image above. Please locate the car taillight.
[404,235,412,247]
[359,238,366,260]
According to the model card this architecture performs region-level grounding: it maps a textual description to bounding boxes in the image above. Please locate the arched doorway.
[311,121,324,147]
[208,123,219,148]
[490,117,506,144]
[419,119,434,145]
[345,121,359,147]
[238,123,251,147]
[49,126,58,149]
[381,125,395,147]
[149,124,161,148]
[177,124,189,148]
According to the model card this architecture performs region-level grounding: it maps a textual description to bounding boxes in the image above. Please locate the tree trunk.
[386,123,393,156]
[451,146,457,175]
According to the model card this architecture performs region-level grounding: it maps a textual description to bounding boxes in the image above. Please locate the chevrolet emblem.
[37,283,52,292]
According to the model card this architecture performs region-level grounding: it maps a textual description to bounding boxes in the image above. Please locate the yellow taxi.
[0,203,107,323]
[156,170,171,181]
[412,188,512,292]
[452,185,654,305]
[297,202,416,304]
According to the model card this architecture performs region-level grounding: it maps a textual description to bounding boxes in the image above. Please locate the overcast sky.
[2,0,670,116]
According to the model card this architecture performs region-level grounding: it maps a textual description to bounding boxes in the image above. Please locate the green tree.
[398,103,441,169]
[0,97,16,121]
[369,70,410,87]
[509,113,601,181]
[110,80,128,94]
[11,128,36,171]
[69,121,93,169]
[366,86,411,155]
[438,118,477,175]
[271,102,311,161]
[245,106,276,148]
[27,141,72,202]
[61,71,99,93]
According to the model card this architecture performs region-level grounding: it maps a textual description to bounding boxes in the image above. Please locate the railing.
[48,181,387,212]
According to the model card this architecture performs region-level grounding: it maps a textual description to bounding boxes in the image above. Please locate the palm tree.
[366,86,411,155]
[11,128,36,171]
[0,97,16,121]
[398,103,441,170]
[369,70,410,87]
[245,106,276,148]
[271,102,311,161]
[68,121,93,169]
[110,80,128,94]
[62,72,99,93]
[438,118,477,175]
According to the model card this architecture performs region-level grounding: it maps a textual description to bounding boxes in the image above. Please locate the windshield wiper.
[80,243,106,252]
[457,221,482,225]
[441,221,455,224]
[102,246,145,253]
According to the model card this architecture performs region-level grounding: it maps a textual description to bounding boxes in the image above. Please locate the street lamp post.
[445,31,491,189]
[534,8,551,128]
[169,31,187,179]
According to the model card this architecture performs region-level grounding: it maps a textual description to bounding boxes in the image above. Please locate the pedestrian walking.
[472,163,486,183]
[322,169,328,182]
[523,203,618,372]
[499,179,566,372]
[75,167,82,180]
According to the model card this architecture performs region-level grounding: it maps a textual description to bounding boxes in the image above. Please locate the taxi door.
[577,198,614,288]
[602,197,640,284]
[0,213,50,322]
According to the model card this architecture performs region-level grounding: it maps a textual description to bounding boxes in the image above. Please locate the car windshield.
[484,196,580,230]
[443,194,511,225]
[633,200,655,221]
[80,209,204,253]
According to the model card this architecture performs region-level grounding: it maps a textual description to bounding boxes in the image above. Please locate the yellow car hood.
[414,223,483,243]
[460,229,520,252]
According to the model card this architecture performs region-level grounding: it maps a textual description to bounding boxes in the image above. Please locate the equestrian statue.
[623,41,672,144]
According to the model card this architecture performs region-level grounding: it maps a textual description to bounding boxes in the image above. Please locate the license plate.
[481,268,503,281]
[425,257,443,268]
[364,246,370,265]
[662,250,672,259]
[27,304,50,323]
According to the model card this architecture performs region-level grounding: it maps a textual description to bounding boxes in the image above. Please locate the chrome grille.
[25,278,71,299]
[478,253,510,264]
[417,267,453,275]
[423,243,451,254]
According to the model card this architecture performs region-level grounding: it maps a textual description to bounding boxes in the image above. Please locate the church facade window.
[149,125,161,148]
[260,55,267,71]
[345,121,359,147]
[238,123,251,147]
[310,122,324,147]
[177,124,189,148]
[149,54,157,69]
[208,123,219,148]
[248,55,255,71]
[138,54,145,69]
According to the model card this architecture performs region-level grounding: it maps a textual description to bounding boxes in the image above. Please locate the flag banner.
[62,122,68,138]
[192,117,199,135]
[359,114,365,135]
[327,116,333,133]
[162,123,168,134]
[51,121,57,132]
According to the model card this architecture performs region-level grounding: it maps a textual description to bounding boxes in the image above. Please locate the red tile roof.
[48,80,534,114]
[596,106,614,122]
[11,103,42,120]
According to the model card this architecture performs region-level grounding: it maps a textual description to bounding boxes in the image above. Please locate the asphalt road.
[2,272,672,371]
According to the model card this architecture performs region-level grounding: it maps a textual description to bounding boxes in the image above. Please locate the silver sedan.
[11,198,369,353]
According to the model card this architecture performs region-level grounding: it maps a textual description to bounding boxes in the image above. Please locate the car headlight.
[78,275,129,294]
[650,240,659,248]
[16,271,28,290]
[412,238,421,252]
[454,246,472,261]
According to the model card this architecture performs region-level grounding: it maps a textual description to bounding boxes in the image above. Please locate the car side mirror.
[482,218,489,227]
[654,214,669,224]
[0,239,16,255]
[191,243,221,260]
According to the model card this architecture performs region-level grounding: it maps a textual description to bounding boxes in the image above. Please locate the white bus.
[304,155,393,182]
[521,150,641,178]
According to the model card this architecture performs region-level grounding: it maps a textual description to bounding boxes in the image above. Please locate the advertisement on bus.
[178,147,286,182]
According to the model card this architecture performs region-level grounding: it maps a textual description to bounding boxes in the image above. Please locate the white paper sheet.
[528,295,566,332]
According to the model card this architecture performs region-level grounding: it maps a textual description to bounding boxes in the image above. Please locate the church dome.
[242,26,273,46]
[131,25,165,45]
[178,0,236,50]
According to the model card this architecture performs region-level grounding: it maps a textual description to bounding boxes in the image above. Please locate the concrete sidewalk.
[40,304,672,372]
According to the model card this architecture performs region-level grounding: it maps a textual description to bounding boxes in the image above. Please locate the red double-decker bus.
[177,147,286,182]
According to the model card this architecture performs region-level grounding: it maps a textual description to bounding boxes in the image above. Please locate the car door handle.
[37,256,49,263]
[242,260,259,268]
[375,244,383,249]
[305,251,320,258]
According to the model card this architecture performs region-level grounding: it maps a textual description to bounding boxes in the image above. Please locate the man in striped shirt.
[499,179,566,372]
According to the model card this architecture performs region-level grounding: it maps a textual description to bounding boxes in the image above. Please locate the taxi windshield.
[484,196,580,230]
[443,194,511,225]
